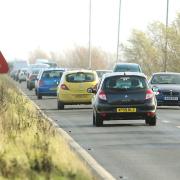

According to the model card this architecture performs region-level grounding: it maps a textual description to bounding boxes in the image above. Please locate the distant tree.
[28,46,115,70]
[63,46,111,69]
[28,47,50,64]
[122,29,160,75]
[122,13,180,75]
[166,13,180,71]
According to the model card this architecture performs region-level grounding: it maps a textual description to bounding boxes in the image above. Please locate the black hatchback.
[89,72,157,126]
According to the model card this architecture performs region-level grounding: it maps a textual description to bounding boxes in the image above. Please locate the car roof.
[103,72,147,79]
[115,62,140,66]
[41,68,66,72]
[152,72,180,75]
[63,69,97,75]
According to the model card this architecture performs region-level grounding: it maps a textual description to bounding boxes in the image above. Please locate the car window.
[66,72,95,82]
[151,74,180,84]
[42,70,63,79]
[103,76,147,91]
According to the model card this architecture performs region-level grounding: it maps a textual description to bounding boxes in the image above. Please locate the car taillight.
[61,84,69,90]
[147,112,156,117]
[146,89,154,99]
[98,90,107,101]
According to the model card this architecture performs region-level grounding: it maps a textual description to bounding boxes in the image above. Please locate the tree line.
[28,13,180,75]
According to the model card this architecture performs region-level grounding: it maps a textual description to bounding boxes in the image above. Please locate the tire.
[93,113,95,126]
[57,101,64,110]
[37,93,42,99]
[146,116,156,126]
[94,112,103,127]
[19,80,21,83]
[29,86,33,91]
[145,118,150,125]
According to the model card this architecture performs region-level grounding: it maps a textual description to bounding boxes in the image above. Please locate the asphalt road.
[17,81,180,180]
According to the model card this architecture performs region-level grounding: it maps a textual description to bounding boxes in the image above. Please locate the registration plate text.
[164,96,178,100]
[117,108,136,112]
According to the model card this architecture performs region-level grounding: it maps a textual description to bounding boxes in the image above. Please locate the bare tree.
[28,47,50,64]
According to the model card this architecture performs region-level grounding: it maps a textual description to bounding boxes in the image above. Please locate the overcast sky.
[1,0,180,60]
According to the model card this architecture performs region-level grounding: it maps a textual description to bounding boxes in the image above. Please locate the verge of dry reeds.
[0,75,94,180]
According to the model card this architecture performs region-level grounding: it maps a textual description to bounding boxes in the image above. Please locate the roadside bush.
[0,75,94,180]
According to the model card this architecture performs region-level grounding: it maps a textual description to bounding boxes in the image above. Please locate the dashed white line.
[161,120,170,123]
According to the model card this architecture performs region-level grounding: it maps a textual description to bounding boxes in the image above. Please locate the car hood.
[151,84,180,91]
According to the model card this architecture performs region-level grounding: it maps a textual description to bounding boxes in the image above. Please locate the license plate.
[164,96,178,100]
[117,108,136,112]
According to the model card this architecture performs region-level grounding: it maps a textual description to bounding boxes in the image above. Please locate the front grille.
[162,91,179,96]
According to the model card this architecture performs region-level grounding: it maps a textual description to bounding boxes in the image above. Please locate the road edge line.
[18,87,116,180]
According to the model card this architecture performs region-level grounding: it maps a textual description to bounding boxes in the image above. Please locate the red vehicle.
[0,51,9,73]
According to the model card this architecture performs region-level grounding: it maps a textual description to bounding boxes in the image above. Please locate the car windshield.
[114,64,141,72]
[42,70,63,79]
[103,76,147,91]
[151,74,180,84]
[66,72,95,82]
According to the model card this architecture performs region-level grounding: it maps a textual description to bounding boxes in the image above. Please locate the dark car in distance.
[149,72,180,106]
[89,72,157,126]
[113,63,142,73]
[26,68,42,90]
[96,70,112,79]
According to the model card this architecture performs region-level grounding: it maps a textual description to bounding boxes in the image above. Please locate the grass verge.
[0,75,94,180]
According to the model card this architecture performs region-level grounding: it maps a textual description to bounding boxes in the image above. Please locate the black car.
[149,72,180,106]
[113,63,142,72]
[89,72,157,126]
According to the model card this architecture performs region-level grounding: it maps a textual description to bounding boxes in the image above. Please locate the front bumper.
[156,95,180,106]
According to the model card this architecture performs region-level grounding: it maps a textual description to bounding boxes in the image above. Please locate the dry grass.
[0,75,94,180]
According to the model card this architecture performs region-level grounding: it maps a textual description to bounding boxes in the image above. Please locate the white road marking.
[161,120,170,123]
[176,126,180,128]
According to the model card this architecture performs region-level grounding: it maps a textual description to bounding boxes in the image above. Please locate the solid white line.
[17,84,115,180]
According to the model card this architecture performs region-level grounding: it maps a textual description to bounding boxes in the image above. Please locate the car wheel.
[93,112,95,126]
[19,80,21,83]
[145,118,150,125]
[29,86,33,91]
[35,89,37,95]
[57,101,64,110]
[146,116,156,126]
[95,112,103,127]
[37,93,42,99]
